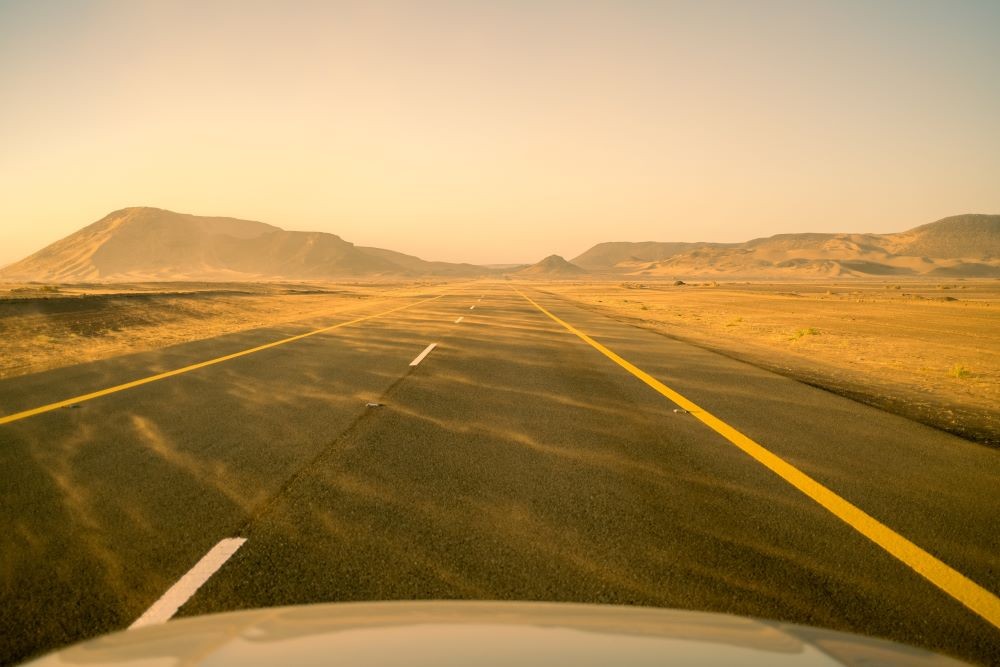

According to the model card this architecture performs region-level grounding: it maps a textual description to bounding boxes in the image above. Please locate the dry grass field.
[0,281,439,380]
[534,279,1000,447]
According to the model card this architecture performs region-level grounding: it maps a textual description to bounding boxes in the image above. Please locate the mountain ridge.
[4,209,998,282]
[0,208,491,281]
[570,214,1000,278]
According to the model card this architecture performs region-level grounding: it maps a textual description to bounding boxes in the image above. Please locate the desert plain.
[0,281,437,378]
[2,276,996,447]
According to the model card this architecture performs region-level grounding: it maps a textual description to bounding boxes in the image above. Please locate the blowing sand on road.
[1,278,998,665]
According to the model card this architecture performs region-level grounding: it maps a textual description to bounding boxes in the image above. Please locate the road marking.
[454,316,464,324]
[130,538,246,629]
[512,286,1000,632]
[0,295,444,426]
[469,305,476,310]
[410,343,438,367]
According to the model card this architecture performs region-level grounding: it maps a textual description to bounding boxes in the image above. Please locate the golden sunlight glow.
[1,1,998,264]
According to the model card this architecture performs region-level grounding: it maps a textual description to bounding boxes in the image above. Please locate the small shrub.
[790,327,819,340]
[948,364,972,379]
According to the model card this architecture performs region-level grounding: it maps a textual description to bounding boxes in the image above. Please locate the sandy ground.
[2,278,996,447]
[0,281,442,380]
[530,279,1000,447]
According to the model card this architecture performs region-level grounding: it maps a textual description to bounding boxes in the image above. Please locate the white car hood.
[25,601,964,666]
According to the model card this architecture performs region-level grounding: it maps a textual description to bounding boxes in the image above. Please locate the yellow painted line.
[0,294,444,426]
[511,286,1000,631]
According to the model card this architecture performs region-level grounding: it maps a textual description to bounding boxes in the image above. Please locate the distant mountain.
[0,207,490,281]
[5,209,997,282]
[571,241,731,270]
[516,254,588,277]
[571,215,1000,278]
[357,246,487,277]
[885,214,1000,258]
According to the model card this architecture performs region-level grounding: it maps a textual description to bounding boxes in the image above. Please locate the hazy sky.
[1,0,998,265]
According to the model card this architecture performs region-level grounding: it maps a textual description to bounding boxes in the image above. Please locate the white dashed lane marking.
[410,343,438,367]
[130,538,246,629]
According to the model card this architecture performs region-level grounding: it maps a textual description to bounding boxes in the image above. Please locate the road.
[1,283,998,665]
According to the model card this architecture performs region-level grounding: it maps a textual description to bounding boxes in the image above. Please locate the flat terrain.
[535,279,1000,446]
[0,281,444,380]
[1,281,998,665]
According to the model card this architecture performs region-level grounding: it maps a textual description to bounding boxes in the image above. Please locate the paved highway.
[1,283,998,665]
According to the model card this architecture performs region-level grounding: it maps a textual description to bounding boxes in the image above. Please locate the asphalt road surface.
[1,283,998,665]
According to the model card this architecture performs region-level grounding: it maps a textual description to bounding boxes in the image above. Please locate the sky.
[1,0,998,266]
